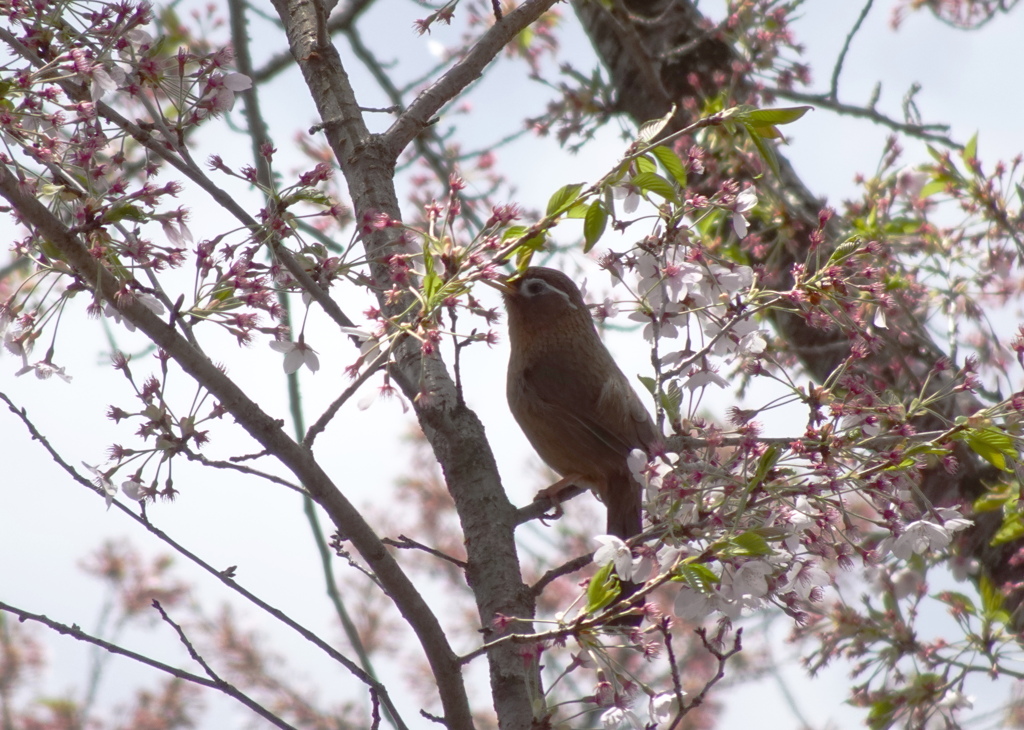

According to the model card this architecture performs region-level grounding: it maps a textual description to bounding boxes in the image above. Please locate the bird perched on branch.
[491,266,660,543]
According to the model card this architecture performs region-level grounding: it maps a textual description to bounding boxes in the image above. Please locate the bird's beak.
[480,274,516,295]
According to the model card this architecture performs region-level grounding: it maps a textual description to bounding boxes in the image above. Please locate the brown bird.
[493,266,660,542]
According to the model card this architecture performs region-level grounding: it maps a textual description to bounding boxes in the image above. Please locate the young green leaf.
[936,591,977,618]
[978,575,1011,625]
[650,145,688,187]
[636,155,657,175]
[725,531,775,557]
[962,132,978,163]
[585,561,620,614]
[637,106,676,143]
[502,225,528,241]
[962,426,1015,472]
[972,482,1014,513]
[659,380,682,425]
[546,183,585,217]
[421,269,441,304]
[672,563,720,592]
[513,233,547,270]
[742,106,812,126]
[631,171,677,201]
[991,509,1024,546]
[747,129,780,177]
[637,374,657,395]
[583,200,608,252]
[919,179,948,199]
[566,201,590,219]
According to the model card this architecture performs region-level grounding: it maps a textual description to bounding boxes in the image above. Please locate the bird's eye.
[517,277,578,309]
[522,279,549,297]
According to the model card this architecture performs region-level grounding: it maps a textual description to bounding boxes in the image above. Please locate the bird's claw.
[534,474,581,523]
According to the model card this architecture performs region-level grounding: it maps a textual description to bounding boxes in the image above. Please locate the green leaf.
[502,225,528,241]
[660,379,682,425]
[637,375,656,395]
[747,128,780,177]
[749,124,783,140]
[286,189,332,206]
[583,201,608,253]
[513,234,547,270]
[565,202,590,219]
[421,269,441,304]
[726,531,775,557]
[963,427,1015,472]
[585,561,620,614]
[650,145,688,187]
[962,132,978,163]
[631,171,677,201]
[741,106,812,126]
[546,183,585,217]
[637,106,675,143]
[672,563,720,592]
[104,203,146,223]
[635,155,657,175]
[973,483,1015,513]
[753,445,780,484]
[919,179,948,199]
[978,575,1011,625]
[991,509,1024,546]
[925,145,946,164]
[866,699,896,730]
[825,237,864,265]
[936,591,977,617]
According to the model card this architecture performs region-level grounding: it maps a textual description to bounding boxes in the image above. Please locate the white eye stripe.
[520,278,577,309]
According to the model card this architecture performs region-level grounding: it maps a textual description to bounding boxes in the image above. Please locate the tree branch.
[0,600,299,730]
[0,391,410,730]
[0,166,457,730]
[384,0,560,158]
[272,1,545,725]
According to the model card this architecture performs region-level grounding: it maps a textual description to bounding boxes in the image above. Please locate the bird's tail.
[604,471,644,626]
[605,470,642,540]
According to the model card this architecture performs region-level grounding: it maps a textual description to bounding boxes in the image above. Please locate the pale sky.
[2,1,1022,727]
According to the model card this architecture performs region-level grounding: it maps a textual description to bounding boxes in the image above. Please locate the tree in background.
[1,0,1023,728]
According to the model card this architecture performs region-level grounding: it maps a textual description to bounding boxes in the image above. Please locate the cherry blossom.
[730,187,757,238]
[593,535,636,580]
[269,338,320,374]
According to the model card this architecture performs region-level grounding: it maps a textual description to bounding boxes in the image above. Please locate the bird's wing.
[519,359,656,461]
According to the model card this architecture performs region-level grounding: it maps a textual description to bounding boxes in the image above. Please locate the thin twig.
[384,0,560,157]
[829,0,875,100]
[0,600,298,730]
[151,600,300,730]
[0,391,410,730]
[661,618,687,720]
[0,601,216,687]
[671,627,743,728]
[770,88,956,148]
[182,449,305,493]
[304,348,391,447]
[383,535,468,569]
[529,554,594,597]
[342,25,484,229]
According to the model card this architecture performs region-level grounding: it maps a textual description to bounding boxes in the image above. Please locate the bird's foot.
[534,474,584,523]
